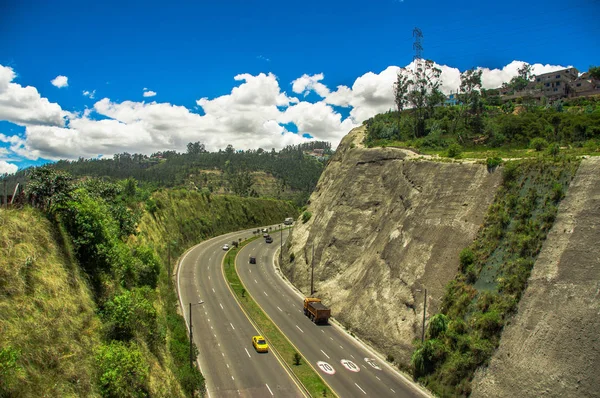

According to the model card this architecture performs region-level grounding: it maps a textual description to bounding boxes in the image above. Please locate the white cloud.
[51,75,68,88]
[143,90,157,97]
[82,89,96,99]
[0,65,65,127]
[0,60,572,164]
[291,73,330,97]
[0,160,18,174]
[477,60,570,89]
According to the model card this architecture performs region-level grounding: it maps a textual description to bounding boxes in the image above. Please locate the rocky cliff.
[281,126,503,364]
[470,156,600,398]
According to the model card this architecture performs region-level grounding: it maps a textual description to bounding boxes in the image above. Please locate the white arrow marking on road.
[266,384,274,396]
[320,350,330,359]
[355,383,367,395]
[364,357,382,370]
[245,348,251,358]
[296,325,304,333]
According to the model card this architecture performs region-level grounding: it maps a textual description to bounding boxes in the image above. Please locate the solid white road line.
[296,325,304,333]
[320,349,330,359]
[245,348,251,358]
[266,384,274,396]
[355,383,367,395]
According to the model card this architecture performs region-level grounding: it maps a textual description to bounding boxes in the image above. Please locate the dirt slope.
[281,126,503,365]
[471,156,600,398]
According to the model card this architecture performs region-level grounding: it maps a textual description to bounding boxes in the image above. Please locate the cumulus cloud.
[0,160,18,174]
[51,75,68,88]
[0,60,571,165]
[143,89,157,97]
[292,73,330,97]
[83,89,96,99]
[0,65,65,127]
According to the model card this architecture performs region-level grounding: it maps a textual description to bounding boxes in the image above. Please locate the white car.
[222,244,230,250]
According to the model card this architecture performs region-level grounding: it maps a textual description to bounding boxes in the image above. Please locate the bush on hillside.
[95,341,149,398]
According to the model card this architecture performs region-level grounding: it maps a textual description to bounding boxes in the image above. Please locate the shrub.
[459,248,475,272]
[428,314,449,339]
[386,354,395,363]
[546,143,560,158]
[132,245,160,288]
[95,341,149,398]
[301,211,312,223]
[293,352,302,366]
[486,157,502,170]
[530,137,549,151]
[289,252,295,262]
[101,288,158,344]
[0,346,22,394]
[446,143,463,158]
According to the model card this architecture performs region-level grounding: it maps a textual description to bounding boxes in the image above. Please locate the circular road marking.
[341,359,360,372]
[317,361,336,375]
[364,358,381,370]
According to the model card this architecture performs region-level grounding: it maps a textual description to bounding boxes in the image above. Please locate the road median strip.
[222,234,336,398]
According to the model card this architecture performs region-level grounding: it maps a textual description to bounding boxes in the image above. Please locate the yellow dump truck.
[303,297,331,324]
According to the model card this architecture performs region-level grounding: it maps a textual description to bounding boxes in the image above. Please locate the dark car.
[265,236,273,243]
[249,256,256,264]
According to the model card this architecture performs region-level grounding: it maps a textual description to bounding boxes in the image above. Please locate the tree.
[452,68,483,140]
[589,65,600,80]
[394,71,411,114]
[508,63,534,92]
[24,167,74,213]
[186,141,206,155]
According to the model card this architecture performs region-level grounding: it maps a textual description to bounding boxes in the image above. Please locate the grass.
[223,235,335,398]
[0,208,102,397]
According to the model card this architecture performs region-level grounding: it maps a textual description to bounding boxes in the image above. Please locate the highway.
[177,227,305,398]
[237,229,428,398]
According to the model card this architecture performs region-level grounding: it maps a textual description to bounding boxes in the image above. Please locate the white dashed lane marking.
[245,348,251,358]
[320,350,330,359]
[296,325,304,333]
[355,383,367,395]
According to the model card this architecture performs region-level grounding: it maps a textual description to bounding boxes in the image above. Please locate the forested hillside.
[0,167,296,398]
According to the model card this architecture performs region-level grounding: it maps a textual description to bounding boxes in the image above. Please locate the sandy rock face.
[471,156,600,398]
[281,126,502,364]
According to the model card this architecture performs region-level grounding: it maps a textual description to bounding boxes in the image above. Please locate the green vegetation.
[4,141,333,208]
[302,210,312,223]
[1,166,297,397]
[223,237,333,397]
[368,62,600,158]
[411,158,580,397]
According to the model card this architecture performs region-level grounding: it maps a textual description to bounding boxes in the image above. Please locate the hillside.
[281,125,502,365]
[0,183,297,397]
[471,156,600,398]
[281,124,596,396]
[0,208,102,397]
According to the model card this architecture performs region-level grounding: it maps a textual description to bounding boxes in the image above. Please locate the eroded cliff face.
[470,156,600,398]
[281,126,502,364]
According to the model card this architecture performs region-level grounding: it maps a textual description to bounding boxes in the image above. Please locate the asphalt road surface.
[177,226,305,398]
[237,229,428,398]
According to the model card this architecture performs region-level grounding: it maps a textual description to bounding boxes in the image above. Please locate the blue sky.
[0,0,598,173]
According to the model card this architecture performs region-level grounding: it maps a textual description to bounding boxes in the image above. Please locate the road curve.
[237,229,430,398]
[177,226,305,398]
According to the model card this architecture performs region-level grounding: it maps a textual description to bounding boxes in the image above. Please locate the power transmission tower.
[412,27,423,73]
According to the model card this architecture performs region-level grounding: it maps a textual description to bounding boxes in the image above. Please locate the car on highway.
[263,233,269,238]
[222,244,229,250]
[265,236,273,243]
[252,335,268,353]
[249,256,256,264]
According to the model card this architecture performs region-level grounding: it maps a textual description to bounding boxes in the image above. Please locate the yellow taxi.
[252,335,268,353]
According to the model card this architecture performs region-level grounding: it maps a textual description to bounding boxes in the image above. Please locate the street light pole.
[421,288,427,343]
[280,225,283,263]
[310,244,314,296]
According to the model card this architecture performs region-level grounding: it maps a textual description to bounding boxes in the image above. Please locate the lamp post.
[415,289,427,343]
[189,300,205,372]
[279,224,283,263]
